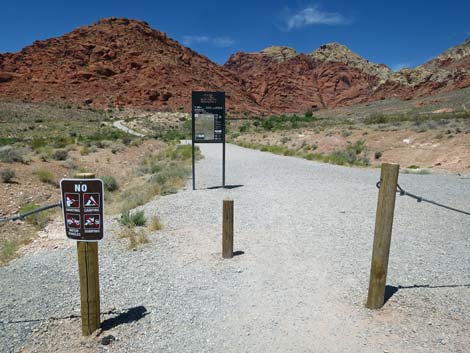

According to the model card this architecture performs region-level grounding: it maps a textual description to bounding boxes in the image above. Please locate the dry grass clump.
[118,226,149,250]
[34,169,57,186]
[148,216,163,231]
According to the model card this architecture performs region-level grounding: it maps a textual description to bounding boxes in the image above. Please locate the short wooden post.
[366,163,399,309]
[76,173,101,335]
[222,199,234,259]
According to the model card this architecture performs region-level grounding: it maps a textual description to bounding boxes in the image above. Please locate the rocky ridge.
[0,17,263,113]
[0,17,469,114]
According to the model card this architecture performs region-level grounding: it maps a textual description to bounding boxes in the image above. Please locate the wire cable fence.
[0,202,62,223]
[376,181,470,216]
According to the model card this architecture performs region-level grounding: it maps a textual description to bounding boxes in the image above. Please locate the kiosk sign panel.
[191,91,226,189]
[60,179,104,241]
[192,91,225,143]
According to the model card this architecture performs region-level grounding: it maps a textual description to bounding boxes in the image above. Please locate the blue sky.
[1,1,469,70]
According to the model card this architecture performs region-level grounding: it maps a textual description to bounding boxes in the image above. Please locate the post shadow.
[207,184,244,190]
[383,283,470,304]
[101,306,149,331]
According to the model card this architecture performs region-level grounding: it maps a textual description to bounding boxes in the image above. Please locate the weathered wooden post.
[222,199,234,259]
[75,173,101,335]
[366,163,399,309]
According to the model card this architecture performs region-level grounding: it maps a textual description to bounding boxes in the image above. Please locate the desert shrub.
[1,168,15,183]
[31,137,47,150]
[121,136,132,146]
[155,129,188,142]
[148,216,163,231]
[102,175,119,192]
[120,210,146,227]
[239,122,251,133]
[0,146,27,163]
[34,169,56,186]
[0,138,18,146]
[118,226,149,249]
[341,129,352,137]
[52,149,68,161]
[325,140,369,166]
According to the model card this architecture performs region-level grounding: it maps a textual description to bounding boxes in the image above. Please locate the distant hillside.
[0,17,469,114]
[0,17,263,114]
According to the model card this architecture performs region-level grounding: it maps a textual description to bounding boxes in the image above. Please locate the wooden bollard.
[222,199,234,259]
[76,173,101,335]
[366,163,399,309]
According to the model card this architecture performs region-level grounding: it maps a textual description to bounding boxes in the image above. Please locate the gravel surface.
[1,143,469,352]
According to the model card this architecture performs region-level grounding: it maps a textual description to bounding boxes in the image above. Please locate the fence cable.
[376,181,470,216]
[0,202,62,223]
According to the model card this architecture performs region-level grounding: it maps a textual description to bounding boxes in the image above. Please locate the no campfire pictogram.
[83,193,100,208]
[64,193,80,208]
[84,214,101,229]
[66,214,81,228]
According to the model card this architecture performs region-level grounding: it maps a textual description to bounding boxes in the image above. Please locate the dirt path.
[113,120,145,137]
[1,143,469,352]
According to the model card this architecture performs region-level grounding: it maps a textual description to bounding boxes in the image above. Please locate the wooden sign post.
[366,163,399,309]
[222,199,234,259]
[74,173,101,335]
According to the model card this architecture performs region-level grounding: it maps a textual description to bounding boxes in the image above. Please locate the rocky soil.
[1,143,469,352]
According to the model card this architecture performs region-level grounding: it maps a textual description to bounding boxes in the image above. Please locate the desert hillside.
[0,17,469,114]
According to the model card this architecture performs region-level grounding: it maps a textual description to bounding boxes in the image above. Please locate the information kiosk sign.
[60,178,104,241]
[191,91,226,189]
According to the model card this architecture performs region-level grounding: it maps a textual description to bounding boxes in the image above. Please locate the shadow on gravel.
[207,184,244,190]
[101,306,149,331]
[233,250,245,256]
[384,285,399,304]
[385,284,470,304]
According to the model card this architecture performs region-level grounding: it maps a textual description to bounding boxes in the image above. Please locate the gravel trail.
[1,143,469,352]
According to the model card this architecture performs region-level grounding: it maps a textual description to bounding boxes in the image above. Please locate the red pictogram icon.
[64,193,80,208]
[66,214,81,228]
[84,214,100,229]
[83,193,100,208]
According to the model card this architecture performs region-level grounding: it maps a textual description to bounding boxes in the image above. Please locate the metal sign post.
[191,91,226,190]
[60,174,104,335]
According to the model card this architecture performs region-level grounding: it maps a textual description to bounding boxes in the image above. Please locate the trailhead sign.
[60,178,104,241]
[192,91,225,143]
[191,91,226,189]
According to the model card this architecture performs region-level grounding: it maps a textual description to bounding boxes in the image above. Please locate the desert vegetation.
[0,101,199,262]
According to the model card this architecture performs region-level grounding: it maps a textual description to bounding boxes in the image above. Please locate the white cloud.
[182,35,234,47]
[285,5,349,30]
[391,63,412,72]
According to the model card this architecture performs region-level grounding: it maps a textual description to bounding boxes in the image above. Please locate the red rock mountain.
[0,17,263,113]
[0,18,469,114]
[225,40,470,112]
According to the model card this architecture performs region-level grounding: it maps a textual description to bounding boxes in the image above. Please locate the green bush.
[34,169,56,185]
[120,210,147,227]
[102,175,119,192]
[1,168,15,183]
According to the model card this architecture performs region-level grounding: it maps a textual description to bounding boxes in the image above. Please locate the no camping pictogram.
[66,214,81,229]
[65,193,80,208]
[84,214,101,229]
[83,193,100,208]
